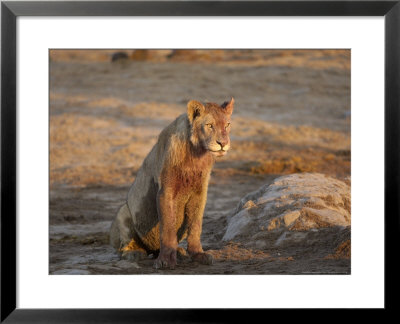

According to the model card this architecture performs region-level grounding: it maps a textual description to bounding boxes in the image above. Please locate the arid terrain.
[49,49,351,274]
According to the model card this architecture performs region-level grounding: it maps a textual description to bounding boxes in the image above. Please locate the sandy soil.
[49,50,350,274]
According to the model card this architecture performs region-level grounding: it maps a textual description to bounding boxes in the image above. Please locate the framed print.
[1,0,399,321]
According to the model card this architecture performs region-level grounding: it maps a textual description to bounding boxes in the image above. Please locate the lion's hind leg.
[110,203,148,262]
[120,239,147,262]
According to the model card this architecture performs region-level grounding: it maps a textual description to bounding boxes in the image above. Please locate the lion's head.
[187,98,234,157]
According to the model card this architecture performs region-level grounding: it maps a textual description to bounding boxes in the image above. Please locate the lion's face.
[187,98,234,157]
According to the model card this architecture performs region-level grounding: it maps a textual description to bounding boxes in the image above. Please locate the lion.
[110,98,234,269]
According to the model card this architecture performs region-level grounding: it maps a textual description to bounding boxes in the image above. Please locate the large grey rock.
[222,173,350,247]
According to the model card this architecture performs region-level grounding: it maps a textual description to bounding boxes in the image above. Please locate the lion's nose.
[216,140,228,149]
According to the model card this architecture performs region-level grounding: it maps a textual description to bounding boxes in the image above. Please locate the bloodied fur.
[110,98,234,269]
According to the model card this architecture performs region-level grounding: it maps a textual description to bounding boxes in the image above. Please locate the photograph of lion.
[111,99,234,269]
[49,49,351,274]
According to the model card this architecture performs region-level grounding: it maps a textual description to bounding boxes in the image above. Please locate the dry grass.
[50,49,350,71]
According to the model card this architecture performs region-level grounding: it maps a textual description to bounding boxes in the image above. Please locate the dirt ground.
[49,49,351,274]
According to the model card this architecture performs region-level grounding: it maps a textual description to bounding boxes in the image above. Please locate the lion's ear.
[222,97,234,115]
[187,100,205,123]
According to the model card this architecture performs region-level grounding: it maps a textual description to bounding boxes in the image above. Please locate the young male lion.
[110,98,234,269]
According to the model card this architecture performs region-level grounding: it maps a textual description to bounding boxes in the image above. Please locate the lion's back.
[125,114,188,249]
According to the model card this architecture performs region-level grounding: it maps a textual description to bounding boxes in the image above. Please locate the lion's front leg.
[185,192,213,265]
[154,188,178,269]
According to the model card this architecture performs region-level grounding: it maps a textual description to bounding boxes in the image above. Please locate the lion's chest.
[172,170,205,198]
[163,156,212,199]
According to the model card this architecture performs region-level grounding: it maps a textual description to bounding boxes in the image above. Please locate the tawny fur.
[110,98,234,269]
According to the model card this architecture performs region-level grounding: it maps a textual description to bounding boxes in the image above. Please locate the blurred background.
[49,49,350,274]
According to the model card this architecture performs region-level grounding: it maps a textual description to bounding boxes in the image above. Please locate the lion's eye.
[206,124,213,129]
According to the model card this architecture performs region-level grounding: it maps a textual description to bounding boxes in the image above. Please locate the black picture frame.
[1,0,398,322]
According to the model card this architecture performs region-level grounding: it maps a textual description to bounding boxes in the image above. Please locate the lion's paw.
[121,250,147,262]
[153,248,177,269]
[191,252,213,265]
